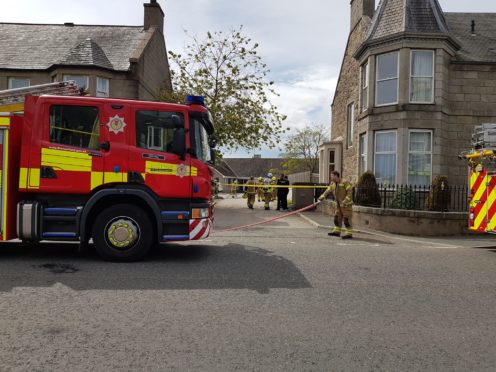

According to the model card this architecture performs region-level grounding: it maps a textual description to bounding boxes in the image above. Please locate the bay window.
[347,103,354,148]
[410,50,434,103]
[408,130,432,185]
[374,131,397,185]
[376,52,399,106]
[360,61,369,112]
[359,133,367,175]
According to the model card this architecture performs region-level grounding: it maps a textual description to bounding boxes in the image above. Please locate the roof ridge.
[0,22,143,28]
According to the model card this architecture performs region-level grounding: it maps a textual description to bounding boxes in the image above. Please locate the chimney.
[350,0,375,30]
[144,0,164,33]
[471,20,476,36]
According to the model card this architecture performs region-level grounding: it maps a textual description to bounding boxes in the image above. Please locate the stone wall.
[135,28,172,101]
[444,64,496,185]
[331,16,372,183]
[353,206,468,236]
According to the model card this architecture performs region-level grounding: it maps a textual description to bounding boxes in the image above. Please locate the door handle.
[100,141,110,151]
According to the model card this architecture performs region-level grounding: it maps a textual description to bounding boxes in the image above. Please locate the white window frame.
[359,132,368,175]
[8,77,30,89]
[63,75,89,91]
[407,129,433,186]
[409,50,435,104]
[147,126,164,151]
[96,77,109,97]
[347,102,355,148]
[374,130,397,185]
[360,60,369,112]
[375,51,400,107]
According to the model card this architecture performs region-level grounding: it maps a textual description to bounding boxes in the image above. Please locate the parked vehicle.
[0,82,215,261]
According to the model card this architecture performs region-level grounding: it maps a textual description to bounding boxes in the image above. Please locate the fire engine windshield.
[190,113,213,163]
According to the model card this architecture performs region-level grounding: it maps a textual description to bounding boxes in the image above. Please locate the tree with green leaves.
[161,27,287,151]
[281,124,327,174]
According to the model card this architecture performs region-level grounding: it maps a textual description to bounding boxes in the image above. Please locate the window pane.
[411,51,433,77]
[377,79,398,105]
[408,153,431,185]
[64,75,88,90]
[359,133,367,174]
[377,53,398,80]
[50,105,100,149]
[9,78,30,89]
[96,78,109,97]
[376,132,396,152]
[136,111,184,153]
[410,77,433,103]
[375,154,396,185]
[410,131,431,152]
[347,103,354,147]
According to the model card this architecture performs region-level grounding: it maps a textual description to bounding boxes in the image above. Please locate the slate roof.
[444,13,496,63]
[367,0,449,41]
[215,158,286,179]
[0,23,147,71]
[59,38,114,70]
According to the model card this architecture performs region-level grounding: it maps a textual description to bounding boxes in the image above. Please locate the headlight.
[192,208,209,219]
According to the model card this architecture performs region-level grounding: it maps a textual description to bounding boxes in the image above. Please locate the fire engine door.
[100,104,130,185]
[39,104,104,194]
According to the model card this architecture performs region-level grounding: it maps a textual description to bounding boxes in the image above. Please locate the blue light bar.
[186,95,205,106]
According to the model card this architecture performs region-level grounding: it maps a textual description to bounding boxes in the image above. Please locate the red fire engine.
[0,82,215,261]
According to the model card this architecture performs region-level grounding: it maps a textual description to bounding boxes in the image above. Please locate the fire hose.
[212,201,322,233]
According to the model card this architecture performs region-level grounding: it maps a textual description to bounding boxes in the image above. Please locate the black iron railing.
[353,184,469,212]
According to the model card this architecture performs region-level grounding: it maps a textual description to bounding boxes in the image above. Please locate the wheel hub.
[106,218,139,249]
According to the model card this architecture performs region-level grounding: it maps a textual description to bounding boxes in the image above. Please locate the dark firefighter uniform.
[319,180,353,239]
[245,178,257,209]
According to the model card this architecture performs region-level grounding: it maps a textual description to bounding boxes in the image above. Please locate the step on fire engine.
[462,123,496,234]
[0,82,215,261]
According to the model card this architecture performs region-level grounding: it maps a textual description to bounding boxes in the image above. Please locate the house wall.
[134,28,172,101]
[330,15,372,183]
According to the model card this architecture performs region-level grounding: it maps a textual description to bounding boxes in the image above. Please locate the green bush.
[390,186,419,210]
[426,176,451,212]
[355,171,381,207]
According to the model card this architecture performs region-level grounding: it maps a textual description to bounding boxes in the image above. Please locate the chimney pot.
[144,0,164,33]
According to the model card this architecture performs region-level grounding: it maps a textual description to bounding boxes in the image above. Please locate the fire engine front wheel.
[92,204,154,262]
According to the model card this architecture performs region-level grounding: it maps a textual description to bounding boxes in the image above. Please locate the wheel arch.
[80,188,162,243]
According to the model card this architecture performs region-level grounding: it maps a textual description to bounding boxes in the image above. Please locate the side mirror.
[209,149,216,165]
[172,128,186,160]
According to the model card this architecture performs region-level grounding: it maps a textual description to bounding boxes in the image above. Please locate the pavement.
[1,194,496,371]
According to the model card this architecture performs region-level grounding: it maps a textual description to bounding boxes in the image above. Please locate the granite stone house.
[319,0,496,186]
[0,0,172,100]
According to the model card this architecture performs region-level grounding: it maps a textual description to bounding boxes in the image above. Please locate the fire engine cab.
[0,82,215,261]
[463,123,496,234]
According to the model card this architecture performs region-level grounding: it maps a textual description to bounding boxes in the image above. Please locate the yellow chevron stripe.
[470,172,483,208]
[474,174,488,230]
[28,168,40,189]
[487,180,496,231]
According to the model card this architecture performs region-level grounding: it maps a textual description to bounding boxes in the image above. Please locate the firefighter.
[231,179,238,198]
[277,174,290,210]
[245,176,257,209]
[262,175,273,210]
[318,171,353,239]
[256,177,264,202]
[270,176,278,201]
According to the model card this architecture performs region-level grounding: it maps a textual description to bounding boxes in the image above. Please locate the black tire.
[92,204,154,262]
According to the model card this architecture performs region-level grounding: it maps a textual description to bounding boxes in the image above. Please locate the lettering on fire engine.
[107,115,126,134]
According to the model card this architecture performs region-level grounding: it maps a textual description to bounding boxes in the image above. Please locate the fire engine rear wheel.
[92,204,154,262]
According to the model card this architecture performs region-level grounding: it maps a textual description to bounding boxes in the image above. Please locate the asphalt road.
[1,195,496,371]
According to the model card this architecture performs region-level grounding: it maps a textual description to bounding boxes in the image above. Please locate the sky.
[2,0,496,157]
